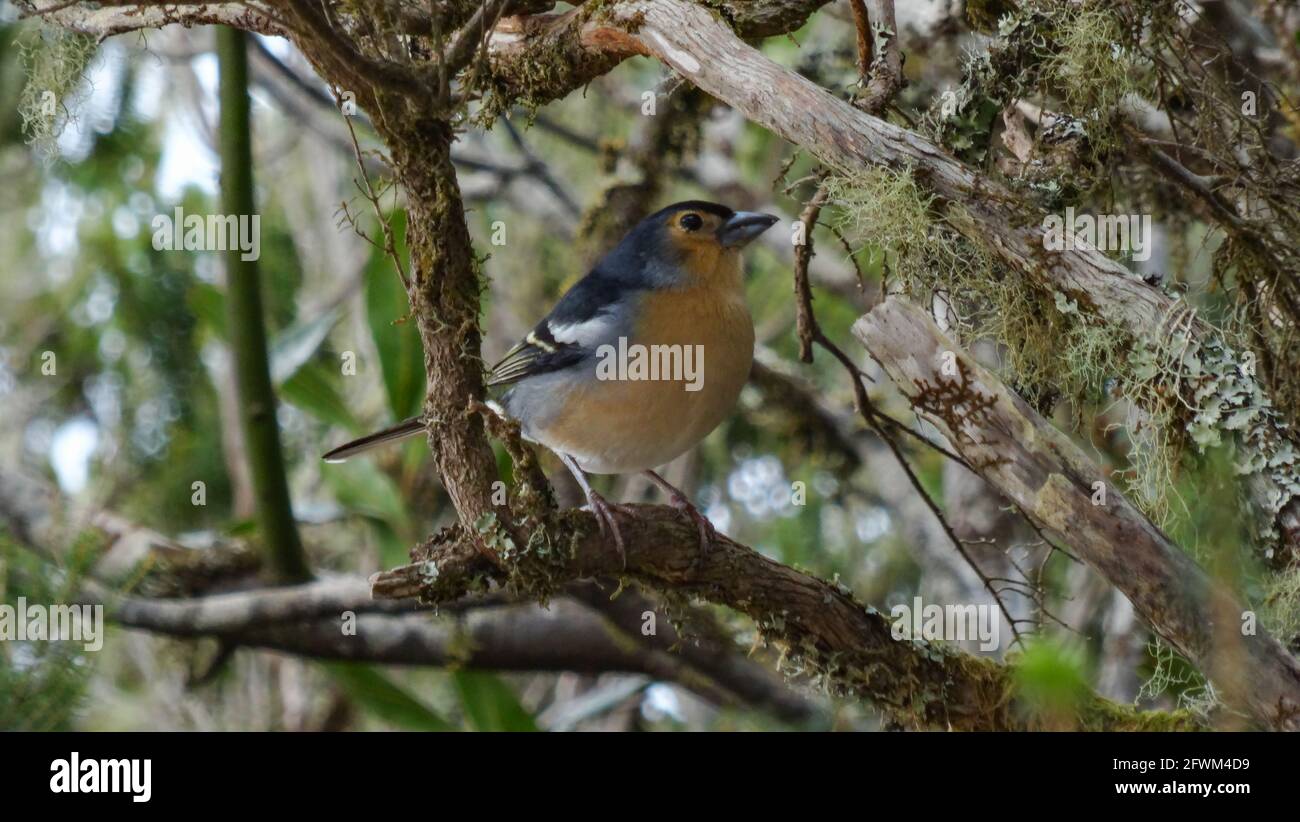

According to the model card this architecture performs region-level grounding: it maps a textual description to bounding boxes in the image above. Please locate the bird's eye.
[679,213,703,231]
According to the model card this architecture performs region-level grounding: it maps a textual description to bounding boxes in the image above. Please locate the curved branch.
[371,506,1197,731]
[83,577,811,720]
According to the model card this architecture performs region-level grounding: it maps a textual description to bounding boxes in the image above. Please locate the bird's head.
[600,201,779,289]
[657,201,780,253]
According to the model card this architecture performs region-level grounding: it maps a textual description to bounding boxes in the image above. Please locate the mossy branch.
[371,505,1199,731]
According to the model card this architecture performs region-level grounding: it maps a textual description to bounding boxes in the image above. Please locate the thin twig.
[337,92,409,290]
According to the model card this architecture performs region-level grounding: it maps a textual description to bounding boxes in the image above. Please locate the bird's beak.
[718,211,779,248]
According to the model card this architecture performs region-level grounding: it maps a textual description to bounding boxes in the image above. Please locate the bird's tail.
[322,416,425,463]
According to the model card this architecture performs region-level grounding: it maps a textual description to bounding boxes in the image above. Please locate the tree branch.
[19,1,287,40]
[88,577,799,716]
[853,297,1300,730]
[370,505,1197,731]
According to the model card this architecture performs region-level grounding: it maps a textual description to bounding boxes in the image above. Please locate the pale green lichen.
[17,28,98,164]
[1152,321,1300,554]
[823,167,993,304]
[1261,565,1300,649]
[931,1,1150,190]
[826,164,1300,556]
[1140,638,1218,718]
[1042,4,1141,123]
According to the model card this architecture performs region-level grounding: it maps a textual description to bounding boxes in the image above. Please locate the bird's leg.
[559,453,626,568]
[643,469,716,552]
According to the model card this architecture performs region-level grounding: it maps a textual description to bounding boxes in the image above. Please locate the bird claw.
[584,490,628,569]
[668,492,716,553]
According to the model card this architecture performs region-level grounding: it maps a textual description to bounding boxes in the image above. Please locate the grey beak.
[718,211,779,248]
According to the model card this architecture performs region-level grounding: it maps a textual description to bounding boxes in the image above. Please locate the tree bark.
[380,120,516,563]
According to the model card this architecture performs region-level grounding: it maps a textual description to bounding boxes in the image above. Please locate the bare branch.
[96,578,788,713]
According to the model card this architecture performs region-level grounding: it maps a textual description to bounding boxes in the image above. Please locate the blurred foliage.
[0,534,98,730]
[324,662,452,731]
[1012,638,1091,728]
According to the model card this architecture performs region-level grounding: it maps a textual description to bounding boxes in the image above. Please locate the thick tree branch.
[89,577,794,714]
[19,1,286,39]
[853,297,1300,730]
[371,506,1196,731]
[484,0,833,108]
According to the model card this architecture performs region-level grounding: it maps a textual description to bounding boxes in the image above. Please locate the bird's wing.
[487,274,631,388]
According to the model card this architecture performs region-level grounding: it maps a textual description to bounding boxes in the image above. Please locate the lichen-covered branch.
[18,1,287,40]
[370,505,1196,731]
[483,0,834,113]
[853,297,1300,730]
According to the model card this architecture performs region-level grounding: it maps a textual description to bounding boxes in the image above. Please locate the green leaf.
[269,307,340,385]
[324,663,452,731]
[322,457,409,530]
[280,361,358,431]
[452,671,538,732]
[364,212,425,420]
[188,282,227,337]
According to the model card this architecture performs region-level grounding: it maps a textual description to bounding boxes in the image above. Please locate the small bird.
[324,201,778,558]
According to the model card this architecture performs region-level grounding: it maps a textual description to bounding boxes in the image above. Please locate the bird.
[323,201,779,560]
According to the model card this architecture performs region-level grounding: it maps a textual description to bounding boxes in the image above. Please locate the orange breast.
[535,260,754,474]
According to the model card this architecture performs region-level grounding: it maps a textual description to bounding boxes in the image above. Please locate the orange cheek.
[673,240,726,282]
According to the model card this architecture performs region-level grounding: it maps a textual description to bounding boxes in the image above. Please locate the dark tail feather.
[322,416,425,463]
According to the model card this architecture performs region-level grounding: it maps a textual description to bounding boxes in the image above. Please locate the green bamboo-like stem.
[216,26,311,583]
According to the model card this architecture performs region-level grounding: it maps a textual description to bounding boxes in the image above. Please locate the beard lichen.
[825,163,1300,561]
[1040,4,1142,126]
[17,27,98,164]
[1262,565,1300,653]
[825,166,1174,513]
[931,1,1149,192]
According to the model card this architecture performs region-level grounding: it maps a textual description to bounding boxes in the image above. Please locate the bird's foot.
[667,491,716,553]
[583,489,628,569]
